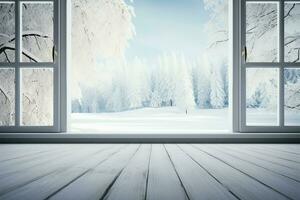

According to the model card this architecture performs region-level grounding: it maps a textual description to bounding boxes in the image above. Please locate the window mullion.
[279,0,284,127]
[15,0,21,126]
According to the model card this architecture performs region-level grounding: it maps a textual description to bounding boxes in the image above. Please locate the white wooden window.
[240,0,300,132]
[0,0,60,132]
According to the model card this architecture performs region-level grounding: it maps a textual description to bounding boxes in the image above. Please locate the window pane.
[285,2,300,63]
[21,68,53,126]
[246,68,279,126]
[246,2,279,62]
[284,68,300,125]
[22,2,54,62]
[0,2,15,63]
[0,68,15,126]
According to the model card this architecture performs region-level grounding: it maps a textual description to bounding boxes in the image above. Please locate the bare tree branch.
[3,50,10,63]
[292,48,300,63]
[0,87,10,104]
[0,46,39,62]
[285,38,297,46]
[0,32,51,48]
[209,39,229,48]
[285,3,296,18]
[285,104,300,110]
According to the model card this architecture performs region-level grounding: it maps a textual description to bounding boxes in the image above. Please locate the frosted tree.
[284,69,300,111]
[285,3,300,63]
[209,59,226,108]
[284,4,300,114]
[174,54,195,111]
[192,57,211,108]
[126,57,150,109]
[203,0,228,109]
[71,0,136,104]
[245,3,300,110]
[104,64,129,112]
[149,65,164,107]
[151,53,177,107]
[246,69,278,111]
[246,3,278,62]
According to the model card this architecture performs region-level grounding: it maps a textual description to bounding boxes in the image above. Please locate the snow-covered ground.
[71,107,230,134]
[247,108,300,126]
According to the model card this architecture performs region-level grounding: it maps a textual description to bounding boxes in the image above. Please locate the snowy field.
[247,109,300,126]
[71,107,230,134]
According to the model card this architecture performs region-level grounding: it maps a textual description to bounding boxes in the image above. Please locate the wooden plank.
[103,144,151,200]
[0,144,57,162]
[47,144,140,200]
[165,144,237,200]
[194,144,300,199]
[248,145,300,163]
[260,145,300,155]
[146,144,188,200]
[0,145,110,196]
[220,145,300,181]
[233,145,300,170]
[0,145,102,178]
[179,144,289,200]
[0,144,126,200]
[0,146,75,177]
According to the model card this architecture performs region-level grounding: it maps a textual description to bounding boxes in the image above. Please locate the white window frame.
[0,0,61,132]
[2,0,298,134]
[239,0,300,132]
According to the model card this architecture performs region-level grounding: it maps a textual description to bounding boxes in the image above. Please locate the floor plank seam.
[192,145,294,200]
[0,150,53,163]
[263,146,300,156]
[213,146,300,183]
[163,144,191,200]
[223,146,299,171]
[144,144,152,200]
[0,148,78,180]
[178,144,241,200]
[100,144,142,200]
[44,144,127,200]
[250,148,300,164]
[0,148,68,168]
[0,168,60,197]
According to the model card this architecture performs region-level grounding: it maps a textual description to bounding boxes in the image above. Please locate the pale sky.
[125,0,210,61]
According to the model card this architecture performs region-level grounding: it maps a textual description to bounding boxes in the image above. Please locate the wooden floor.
[0,144,299,200]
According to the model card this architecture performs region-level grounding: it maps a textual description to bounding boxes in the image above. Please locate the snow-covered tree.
[284,69,300,111]
[285,3,300,63]
[174,54,195,110]
[246,69,278,111]
[209,59,226,108]
[126,57,150,109]
[203,0,228,109]
[71,0,136,102]
[245,2,300,110]
[192,61,211,108]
